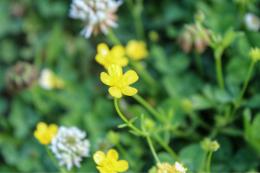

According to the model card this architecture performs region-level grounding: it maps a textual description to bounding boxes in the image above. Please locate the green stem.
[236,60,255,108]
[107,29,121,45]
[114,99,144,136]
[206,152,213,173]
[153,135,179,161]
[215,54,224,89]
[229,60,255,119]
[146,135,160,164]
[46,147,67,173]
[132,94,164,122]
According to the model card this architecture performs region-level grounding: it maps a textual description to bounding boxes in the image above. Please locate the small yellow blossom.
[34,122,58,145]
[100,64,138,98]
[39,69,64,90]
[93,149,129,173]
[95,43,128,68]
[249,47,260,62]
[157,162,187,173]
[126,40,148,60]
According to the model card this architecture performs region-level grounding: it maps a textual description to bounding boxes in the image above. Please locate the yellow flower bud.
[126,40,148,61]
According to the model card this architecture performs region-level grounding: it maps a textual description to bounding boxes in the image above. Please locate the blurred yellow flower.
[249,47,260,62]
[34,122,58,145]
[93,149,129,173]
[39,69,64,90]
[126,40,148,60]
[157,162,187,173]
[100,64,138,98]
[95,43,128,68]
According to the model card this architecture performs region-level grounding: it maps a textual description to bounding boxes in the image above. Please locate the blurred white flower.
[245,13,260,31]
[50,126,90,170]
[174,162,187,173]
[69,0,122,38]
[38,69,64,90]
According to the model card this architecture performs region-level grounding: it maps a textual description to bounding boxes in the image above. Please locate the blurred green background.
[0,0,260,172]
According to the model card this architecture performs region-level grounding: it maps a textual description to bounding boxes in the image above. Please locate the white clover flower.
[245,13,260,31]
[38,69,64,90]
[173,162,187,173]
[50,126,90,170]
[69,0,122,38]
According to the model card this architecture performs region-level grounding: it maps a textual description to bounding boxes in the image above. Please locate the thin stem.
[107,29,121,45]
[229,60,255,120]
[215,54,224,89]
[114,99,144,136]
[236,60,255,108]
[146,135,160,164]
[153,135,179,161]
[132,94,164,122]
[134,0,145,39]
[206,152,213,173]
[46,147,67,173]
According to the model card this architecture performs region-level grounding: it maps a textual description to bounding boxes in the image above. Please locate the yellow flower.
[100,64,138,98]
[95,43,128,68]
[157,162,187,173]
[126,40,148,60]
[93,149,129,173]
[34,122,58,145]
[249,47,260,62]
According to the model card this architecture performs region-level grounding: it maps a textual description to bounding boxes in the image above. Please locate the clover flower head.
[126,40,148,60]
[34,122,58,145]
[245,13,260,31]
[69,0,122,38]
[157,162,187,173]
[39,69,64,90]
[50,126,90,170]
[95,43,128,68]
[249,47,260,62]
[201,138,220,152]
[93,149,129,173]
[100,64,139,98]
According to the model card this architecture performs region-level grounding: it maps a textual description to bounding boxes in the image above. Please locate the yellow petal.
[93,151,106,165]
[98,43,110,56]
[107,149,119,161]
[121,86,137,96]
[109,87,122,98]
[122,70,139,85]
[118,57,128,67]
[100,72,112,86]
[111,45,125,57]
[115,160,129,172]
[95,54,106,65]
[37,122,47,131]
[107,65,123,78]
[49,124,58,134]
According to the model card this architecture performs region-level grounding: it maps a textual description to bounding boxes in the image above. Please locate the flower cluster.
[50,126,90,170]
[38,69,64,90]
[93,149,129,173]
[157,162,187,173]
[96,42,147,98]
[69,0,122,38]
[178,24,210,54]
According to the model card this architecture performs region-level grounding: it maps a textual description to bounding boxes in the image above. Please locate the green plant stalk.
[132,94,164,122]
[235,60,255,109]
[153,135,179,161]
[107,29,121,45]
[206,151,213,173]
[114,99,144,136]
[146,135,160,164]
[46,147,67,173]
[114,99,161,164]
[215,54,224,89]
